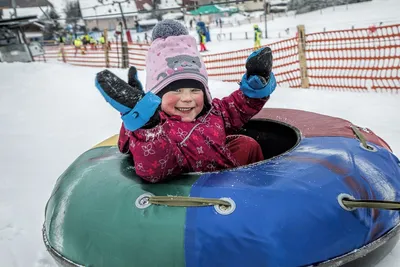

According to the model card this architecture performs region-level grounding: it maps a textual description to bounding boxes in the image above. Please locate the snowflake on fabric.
[136,163,146,172]
[211,129,219,137]
[220,146,228,153]
[177,154,184,166]
[203,117,211,127]
[125,130,131,137]
[205,136,215,148]
[147,168,155,176]
[158,140,167,149]
[177,128,188,139]
[196,146,204,154]
[207,160,216,171]
[149,176,159,183]
[214,123,223,131]
[159,155,169,169]
[142,144,155,156]
[151,160,158,169]
[129,140,136,149]
[228,102,235,109]
[238,90,245,99]
[167,168,174,176]
[195,127,204,135]
[196,160,202,169]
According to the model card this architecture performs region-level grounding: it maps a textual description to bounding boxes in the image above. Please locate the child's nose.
[180,91,193,101]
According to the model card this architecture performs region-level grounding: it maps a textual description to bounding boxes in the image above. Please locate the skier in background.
[254,24,262,50]
[199,30,207,52]
[74,38,85,56]
[99,34,106,50]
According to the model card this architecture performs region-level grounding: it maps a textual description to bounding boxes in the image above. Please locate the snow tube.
[43,108,400,267]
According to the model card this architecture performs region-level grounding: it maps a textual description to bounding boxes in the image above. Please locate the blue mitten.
[240,47,276,98]
[95,69,161,131]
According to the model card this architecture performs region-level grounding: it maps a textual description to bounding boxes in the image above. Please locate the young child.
[199,30,207,52]
[95,20,276,183]
[254,24,262,50]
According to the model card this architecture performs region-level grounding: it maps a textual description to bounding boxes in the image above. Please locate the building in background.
[268,0,289,13]
[0,0,53,19]
[79,0,154,31]
[0,15,45,62]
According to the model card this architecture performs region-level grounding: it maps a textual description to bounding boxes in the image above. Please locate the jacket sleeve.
[118,123,131,155]
[127,125,189,183]
[212,89,268,134]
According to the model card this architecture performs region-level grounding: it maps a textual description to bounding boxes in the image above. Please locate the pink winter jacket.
[118,89,268,183]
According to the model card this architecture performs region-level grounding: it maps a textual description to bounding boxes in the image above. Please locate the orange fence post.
[104,29,110,68]
[297,25,310,89]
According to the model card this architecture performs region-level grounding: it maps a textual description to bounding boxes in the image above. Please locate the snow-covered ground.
[1,0,400,266]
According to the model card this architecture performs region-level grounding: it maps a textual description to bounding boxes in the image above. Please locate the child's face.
[161,88,204,122]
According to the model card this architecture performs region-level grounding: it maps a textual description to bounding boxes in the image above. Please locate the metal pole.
[264,2,268,39]
[94,7,99,28]
[117,2,128,31]
[11,0,17,17]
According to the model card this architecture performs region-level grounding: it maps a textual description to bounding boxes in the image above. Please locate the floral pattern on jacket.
[118,89,268,183]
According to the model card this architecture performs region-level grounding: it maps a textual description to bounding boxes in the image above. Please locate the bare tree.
[64,1,83,38]
[42,8,62,40]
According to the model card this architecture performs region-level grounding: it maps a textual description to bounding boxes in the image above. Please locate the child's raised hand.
[245,47,273,81]
[95,69,161,131]
[128,66,144,92]
[239,47,277,98]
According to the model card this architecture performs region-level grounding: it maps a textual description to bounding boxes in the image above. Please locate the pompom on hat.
[145,20,212,106]
[151,19,189,40]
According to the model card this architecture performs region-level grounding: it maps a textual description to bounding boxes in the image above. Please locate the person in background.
[199,30,207,52]
[74,38,85,55]
[90,36,97,50]
[99,34,106,50]
[254,24,262,50]
[57,35,67,62]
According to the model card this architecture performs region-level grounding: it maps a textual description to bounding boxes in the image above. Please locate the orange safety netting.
[305,24,400,90]
[36,24,400,91]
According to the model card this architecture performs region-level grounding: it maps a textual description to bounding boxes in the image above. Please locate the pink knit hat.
[145,21,212,105]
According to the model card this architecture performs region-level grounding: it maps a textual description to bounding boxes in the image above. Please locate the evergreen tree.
[288,0,372,14]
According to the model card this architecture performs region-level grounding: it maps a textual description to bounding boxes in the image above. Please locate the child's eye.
[191,89,201,92]
[174,89,182,93]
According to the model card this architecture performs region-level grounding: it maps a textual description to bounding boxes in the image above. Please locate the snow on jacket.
[118,89,268,183]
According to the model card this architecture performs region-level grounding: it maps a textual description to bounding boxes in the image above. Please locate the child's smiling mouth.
[176,107,194,113]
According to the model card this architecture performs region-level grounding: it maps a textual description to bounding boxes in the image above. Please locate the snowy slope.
[0,62,399,267]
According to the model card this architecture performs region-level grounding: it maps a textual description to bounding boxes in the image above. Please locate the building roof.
[0,15,41,27]
[79,0,142,19]
[0,0,53,8]
[1,6,52,19]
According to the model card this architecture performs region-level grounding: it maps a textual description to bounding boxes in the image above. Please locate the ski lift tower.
[0,16,45,62]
